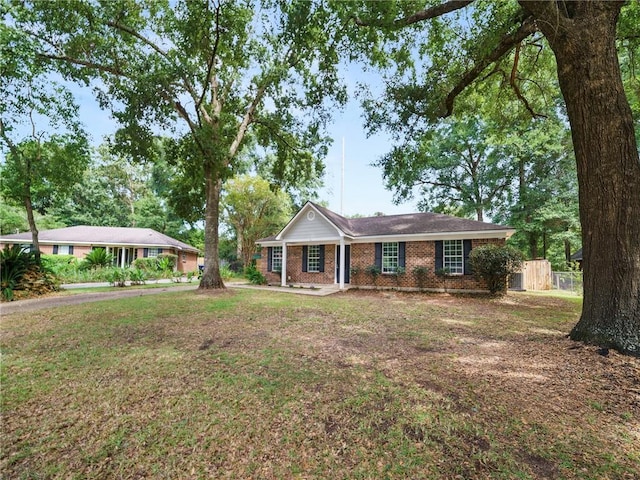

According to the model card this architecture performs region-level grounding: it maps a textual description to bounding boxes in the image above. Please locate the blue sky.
[320,104,418,217]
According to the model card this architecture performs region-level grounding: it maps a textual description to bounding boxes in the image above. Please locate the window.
[307,245,320,272]
[19,244,33,253]
[147,248,160,258]
[444,239,464,274]
[271,246,283,272]
[55,245,71,255]
[182,252,187,263]
[382,242,399,274]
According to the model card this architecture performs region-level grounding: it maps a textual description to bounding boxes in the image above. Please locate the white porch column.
[120,248,126,268]
[281,241,287,287]
[339,237,345,290]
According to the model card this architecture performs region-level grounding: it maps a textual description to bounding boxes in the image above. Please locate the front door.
[336,244,351,284]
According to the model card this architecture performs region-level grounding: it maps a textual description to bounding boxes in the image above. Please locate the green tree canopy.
[13,0,346,288]
[337,1,640,354]
[221,175,292,270]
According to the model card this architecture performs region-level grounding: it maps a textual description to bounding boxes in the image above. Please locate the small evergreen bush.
[365,264,381,285]
[468,244,524,295]
[244,263,266,285]
[412,266,429,290]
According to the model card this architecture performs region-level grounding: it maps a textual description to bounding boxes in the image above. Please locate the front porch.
[262,242,351,290]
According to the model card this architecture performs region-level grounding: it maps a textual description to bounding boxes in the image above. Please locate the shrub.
[412,265,429,290]
[186,270,197,282]
[42,254,78,277]
[468,244,524,295]
[244,263,266,285]
[392,266,406,286]
[1,245,37,300]
[106,268,129,287]
[157,253,177,272]
[132,257,158,272]
[435,267,452,292]
[220,265,235,280]
[129,268,146,285]
[365,264,381,285]
[82,248,113,270]
[1,245,58,300]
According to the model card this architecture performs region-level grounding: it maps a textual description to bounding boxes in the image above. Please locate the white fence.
[551,271,583,295]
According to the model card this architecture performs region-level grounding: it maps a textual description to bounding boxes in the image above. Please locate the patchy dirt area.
[2,288,639,479]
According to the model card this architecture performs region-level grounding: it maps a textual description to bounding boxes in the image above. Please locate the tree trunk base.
[198,276,226,289]
[569,318,640,357]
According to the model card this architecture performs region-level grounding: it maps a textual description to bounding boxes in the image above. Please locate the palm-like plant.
[82,248,114,269]
[1,245,38,300]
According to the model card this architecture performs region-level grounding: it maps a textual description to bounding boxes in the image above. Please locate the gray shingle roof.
[0,226,199,253]
[311,202,511,237]
[258,202,513,243]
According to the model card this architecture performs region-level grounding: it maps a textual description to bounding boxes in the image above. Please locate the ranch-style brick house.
[256,202,515,292]
[0,226,200,273]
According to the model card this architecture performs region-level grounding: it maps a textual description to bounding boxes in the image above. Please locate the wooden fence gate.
[509,259,552,291]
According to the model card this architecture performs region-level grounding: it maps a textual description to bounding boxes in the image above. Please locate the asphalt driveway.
[0,285,199,315]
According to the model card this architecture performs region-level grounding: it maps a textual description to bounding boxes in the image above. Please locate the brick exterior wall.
[259,237,506,292]
[177,251,199,273]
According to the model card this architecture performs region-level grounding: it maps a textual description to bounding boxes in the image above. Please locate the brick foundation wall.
[259,238,506,291]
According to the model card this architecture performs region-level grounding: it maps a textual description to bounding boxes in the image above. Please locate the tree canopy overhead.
[339,0,640,355]
[8,0,346,288]
[1,9,90,263]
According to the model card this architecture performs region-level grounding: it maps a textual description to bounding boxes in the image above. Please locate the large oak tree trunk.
[199,165,225,289]
[528,1,640,355]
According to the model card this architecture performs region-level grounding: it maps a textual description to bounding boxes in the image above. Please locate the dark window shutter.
[463,240,473,275]
[302,246,308,272]
[267,247,273,272]
[319,245,325,272]
[53,245,58,254]
[375,243,382,269]
[69,246,74,255]
[398,242,406,268]
[143,248,149,258]
[158,248,163,254]
[435,241,443,271]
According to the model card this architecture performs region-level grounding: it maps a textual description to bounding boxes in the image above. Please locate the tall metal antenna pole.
[341,137,345,215]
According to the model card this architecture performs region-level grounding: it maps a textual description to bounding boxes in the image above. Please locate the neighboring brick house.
[256,202,515,292]
[0,226,200,273]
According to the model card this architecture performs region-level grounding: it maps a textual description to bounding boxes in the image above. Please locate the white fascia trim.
[35,240,182,249]
[259,235,353,247]
[275,202,345,240]
[1,238,198,253]
[350,229,515,244]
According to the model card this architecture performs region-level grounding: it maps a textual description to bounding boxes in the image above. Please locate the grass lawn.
[1,289,638,479]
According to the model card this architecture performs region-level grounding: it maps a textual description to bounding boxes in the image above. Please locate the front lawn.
[1,290,638,479]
